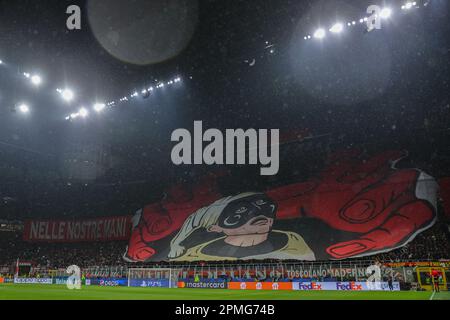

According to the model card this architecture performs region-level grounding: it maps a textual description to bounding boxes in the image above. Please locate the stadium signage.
[292,281,400,291]
[14,278,53,285]
[178,280,227,289]
[129,279,170,288]
[23,216,131,242]
[228,282,292,290]
[296,282,323,290]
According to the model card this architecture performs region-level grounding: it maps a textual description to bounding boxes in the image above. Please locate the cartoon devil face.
[209,194,277,236]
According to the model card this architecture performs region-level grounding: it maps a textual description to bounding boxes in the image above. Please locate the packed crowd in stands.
[0,222,449,271]
[1,118,450,274]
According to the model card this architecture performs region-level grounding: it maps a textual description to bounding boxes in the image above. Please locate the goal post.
[127,268,182,288]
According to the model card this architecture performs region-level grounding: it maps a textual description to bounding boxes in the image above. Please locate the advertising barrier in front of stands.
[178,279,227,289]
[228,282,293,290]
[13,278,53,285]
[86,278,127,286]
[227,281,401,291]
[292,281,401,291]
[128,279,170,288]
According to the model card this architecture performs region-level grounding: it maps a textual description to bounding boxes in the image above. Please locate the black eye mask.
[217,194,277,229]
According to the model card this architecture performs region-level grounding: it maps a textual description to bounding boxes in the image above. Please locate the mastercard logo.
[178,281,186,288]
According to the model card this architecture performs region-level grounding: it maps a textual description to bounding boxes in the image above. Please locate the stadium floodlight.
[78,107,88,118]
[70,113,79,119]
[0,60,3,64]
[329,23,343,34]
[93,103,106,113]
[60,89,74,102]
[352,21,356,25]
[313,28,326,39]
[380,8,392,19]
[31,75,42,86]
[23,72,31,78]
[402,2,413,10]
[18,103,30,114]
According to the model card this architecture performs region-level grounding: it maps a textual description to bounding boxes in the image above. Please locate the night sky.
[0,0,449,218]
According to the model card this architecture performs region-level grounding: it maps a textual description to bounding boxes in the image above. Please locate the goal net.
[127,268,182,288]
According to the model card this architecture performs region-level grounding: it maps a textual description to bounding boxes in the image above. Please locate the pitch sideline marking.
[429,291,435,300]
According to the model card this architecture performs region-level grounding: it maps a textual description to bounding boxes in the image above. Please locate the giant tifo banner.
[125,150,439,262]
[439,178,450,219]
[23,216,131,242]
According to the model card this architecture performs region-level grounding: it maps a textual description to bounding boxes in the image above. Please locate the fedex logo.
[336,282,363,291]
[298,282,322,290]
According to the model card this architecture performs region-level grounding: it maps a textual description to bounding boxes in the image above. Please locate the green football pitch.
[1,284,449,300]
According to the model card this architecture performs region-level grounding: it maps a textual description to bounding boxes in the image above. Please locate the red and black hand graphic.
[127,150,438,261]
[268,150,438,259]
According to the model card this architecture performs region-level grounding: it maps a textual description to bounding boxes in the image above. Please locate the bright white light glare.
[313,28,326,39]
[380,8,392,19]
[0,60,3,64]
[79,107,88,118]
[70,113,79,119]
[61,89,74,101]
[31,75,42,86]
[18,104,29,113]
[402,2,413,10]
[359,18,364,23]
[352,21,356,25]
[93,103,106,112]
[329,23,343,33]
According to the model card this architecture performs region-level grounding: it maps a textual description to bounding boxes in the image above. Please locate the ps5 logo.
[171,121,280,176]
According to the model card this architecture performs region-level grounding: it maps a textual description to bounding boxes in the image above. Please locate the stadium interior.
[0,0,450,301]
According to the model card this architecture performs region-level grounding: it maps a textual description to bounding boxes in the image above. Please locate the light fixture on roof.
[380,8,392,19]
[31,75,42,86]
[313,28,326,39]
[18,103,30,114]
[78,107,88,118]
[58,88,74,102]
[329,23,343,34]
[93,103,106,113]
[402,2,414,10]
